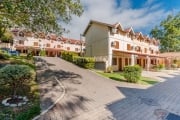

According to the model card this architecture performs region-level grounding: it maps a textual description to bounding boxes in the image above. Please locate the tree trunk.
[12,85,17,99]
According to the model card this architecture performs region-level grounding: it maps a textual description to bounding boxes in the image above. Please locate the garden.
[96,65,158,85]
[0,50,40,120]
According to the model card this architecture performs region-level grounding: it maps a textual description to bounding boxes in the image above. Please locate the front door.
[119,58,122,71]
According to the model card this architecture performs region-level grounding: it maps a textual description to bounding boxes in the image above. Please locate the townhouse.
[11,28,85,57]
[83,20,164,71]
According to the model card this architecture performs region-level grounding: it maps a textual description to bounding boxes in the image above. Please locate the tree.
[0,0,83,36]
[150,12,180,52]
[0,30,13,43]
[0,65,35,99]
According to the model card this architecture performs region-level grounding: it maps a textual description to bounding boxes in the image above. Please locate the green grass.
[96,70,158,85]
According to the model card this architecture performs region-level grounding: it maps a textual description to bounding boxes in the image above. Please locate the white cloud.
[61,0,170,39]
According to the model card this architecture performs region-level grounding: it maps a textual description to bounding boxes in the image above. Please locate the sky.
[62,0,180,40]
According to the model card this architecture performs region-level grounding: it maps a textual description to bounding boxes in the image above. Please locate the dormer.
[19,31,24,37]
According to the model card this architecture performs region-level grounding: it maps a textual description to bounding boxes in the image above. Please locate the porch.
[112,50,163,71]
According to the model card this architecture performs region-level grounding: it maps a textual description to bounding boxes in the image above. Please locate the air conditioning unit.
[111,41,116,47]
[135,46,139,50]
[112,28,117,34]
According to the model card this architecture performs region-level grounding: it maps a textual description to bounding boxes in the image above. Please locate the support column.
[108,37,113,67]
[131,54,135,66]
[146,56,150,71]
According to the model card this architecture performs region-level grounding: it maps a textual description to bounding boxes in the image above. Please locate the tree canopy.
[0,30,13,43]
[150,12,180,52]
[0,0,83,37]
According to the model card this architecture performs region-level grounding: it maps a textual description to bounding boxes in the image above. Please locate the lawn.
[96,70,158,85]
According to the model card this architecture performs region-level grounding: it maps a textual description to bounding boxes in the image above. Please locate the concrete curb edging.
[32,58,66,120]
[32,77,66,120]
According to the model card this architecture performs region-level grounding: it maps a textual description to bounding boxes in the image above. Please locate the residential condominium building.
[83,20,164,71]
[11,28,85,57]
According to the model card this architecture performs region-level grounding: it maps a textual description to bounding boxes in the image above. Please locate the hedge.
[61,52,95,69]
[123,65,142,83]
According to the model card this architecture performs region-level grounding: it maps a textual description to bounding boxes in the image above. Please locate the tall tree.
[0,0,83,37]
[150,12,180,52]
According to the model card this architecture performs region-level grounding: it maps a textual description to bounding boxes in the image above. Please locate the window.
[67,47,70,50]
[57,45,61,48]
[46,43,50,47]
[151,50,154,54]
[111,41,119,49]
[34,42,38,46]
[144,48,147,53]
[19,40,24,45]
[112,58,117,65]
[75,48,78,51]
[19,32,24,37]
[127,44,131,50]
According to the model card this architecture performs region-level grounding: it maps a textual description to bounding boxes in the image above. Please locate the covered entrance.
[112,50,161,71]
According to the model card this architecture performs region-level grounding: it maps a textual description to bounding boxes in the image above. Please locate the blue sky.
[62,0,180,39]
[116,0,180,10]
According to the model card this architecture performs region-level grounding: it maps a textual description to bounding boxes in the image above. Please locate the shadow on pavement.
[106,72,180,120]
[37,66,91,120]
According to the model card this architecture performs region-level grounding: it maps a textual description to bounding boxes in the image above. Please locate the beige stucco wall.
[85,23,109,57]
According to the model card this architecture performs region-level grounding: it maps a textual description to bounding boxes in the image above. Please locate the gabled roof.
[124,27,135,34]
[113,22,124,30]
[159,52,180,57]
[83,20,114,35]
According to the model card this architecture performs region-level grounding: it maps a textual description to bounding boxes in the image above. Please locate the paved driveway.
[36,57,180,120]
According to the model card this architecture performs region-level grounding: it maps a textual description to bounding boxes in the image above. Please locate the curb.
[32,58,66,120]
[32,77,66,120]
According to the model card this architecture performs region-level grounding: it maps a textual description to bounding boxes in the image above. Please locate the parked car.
[8,50,19,56]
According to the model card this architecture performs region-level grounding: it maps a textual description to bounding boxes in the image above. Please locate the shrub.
[15,102,40,120]
[171,63,178,68]
[0,65,35,99]
[61,52,95,69]
[10,59,35,70]
[123,65,142,83]
[158,64,165,69]
[73,56,95,69]
[39,49,46,56]
[0,50,10,60]
[152,64,164,71]
[61,51,78,62]
[104,66,113,73]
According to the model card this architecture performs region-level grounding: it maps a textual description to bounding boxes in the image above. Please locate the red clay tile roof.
[159,52,180,57]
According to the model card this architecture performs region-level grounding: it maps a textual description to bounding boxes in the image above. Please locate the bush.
[171,63,178,68]
[158,64,165,69]
[61,51,78,62]
[39,49,46,56]
[73,56,95,69]
[0,65,35,98]
[10,59,35,70]
[61,51,95,69]
[104,66,113,73]
[123,65,142,83]
[15,102,40,120]
[152,64,164,71]
[0,50,10,60]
